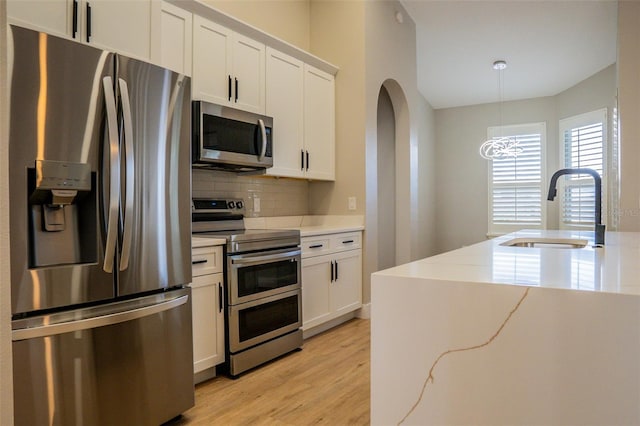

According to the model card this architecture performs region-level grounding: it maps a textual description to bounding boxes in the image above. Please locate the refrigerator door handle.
[102,76,120,273]
[12,294,189,341]
[118,78,135,271]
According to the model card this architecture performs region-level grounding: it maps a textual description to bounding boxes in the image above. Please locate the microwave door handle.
[258,119,267,160]
[118,78,135,271]
[102,76,120,273]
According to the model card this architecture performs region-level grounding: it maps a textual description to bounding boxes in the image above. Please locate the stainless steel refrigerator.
[8,25,194,425]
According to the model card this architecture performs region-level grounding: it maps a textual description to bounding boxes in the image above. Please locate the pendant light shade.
[479,60,521,160]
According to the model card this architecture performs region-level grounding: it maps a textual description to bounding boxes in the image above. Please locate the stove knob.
[227,201,235,209]
[236,201,244,209]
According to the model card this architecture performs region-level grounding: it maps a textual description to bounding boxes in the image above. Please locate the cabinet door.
[191,272,225,373]
[85,0,152,60]
[265,47,304,178]
[331,250,362,316]
[7,0,73,39]
[231,33,265,114]
[301,254,332,330]
[304,65,335,181]
[192,16,232,104]
[156,1,192,76]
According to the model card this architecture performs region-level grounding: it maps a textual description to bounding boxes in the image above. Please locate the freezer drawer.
[12,288,194,426]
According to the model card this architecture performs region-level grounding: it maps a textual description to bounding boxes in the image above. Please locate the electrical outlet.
[348,196,356,211]
[254,196,261,213]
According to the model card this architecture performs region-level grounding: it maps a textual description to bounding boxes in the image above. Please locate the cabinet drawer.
[330,232,361,252]
[301,236,331,258]
[192,246,223,276]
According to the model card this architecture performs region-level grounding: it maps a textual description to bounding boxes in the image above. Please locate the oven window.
[238,295,299,342]
[237,259,298,298]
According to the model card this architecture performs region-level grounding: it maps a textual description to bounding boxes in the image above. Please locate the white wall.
[416,95,437,259]
[204,0,310,51]
[434,65,616,253]
[435,97,556,252]
[617,1,640,231]
[308,1,438,303]
[308,0,366,218]
[0,0,14,422]
[556,64,618,228]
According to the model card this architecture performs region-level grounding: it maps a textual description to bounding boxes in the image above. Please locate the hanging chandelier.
[479,60,522,160]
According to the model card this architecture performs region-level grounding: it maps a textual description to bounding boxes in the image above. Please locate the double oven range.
[192,198,303,377]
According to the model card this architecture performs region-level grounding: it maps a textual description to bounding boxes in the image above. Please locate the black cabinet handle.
[86,2,91,43]
[330,261,334,282]
[309,244,324,249]
[191,259,207,265]
[228,75,232,101]
[342,240,354,244]
[218,283,223,313]
[72,0,78,39]
[306,151,309,171]
[301,150,305,171]
[235,77,238,102]
[335,261,339,281]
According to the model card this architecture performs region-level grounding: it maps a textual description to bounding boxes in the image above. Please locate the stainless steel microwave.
[192,101,273,172]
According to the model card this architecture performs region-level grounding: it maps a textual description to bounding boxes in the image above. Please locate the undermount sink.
[500,237,589,249]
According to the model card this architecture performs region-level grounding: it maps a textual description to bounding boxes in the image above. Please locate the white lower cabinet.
[190,244,225,382]
[301,232,362,332]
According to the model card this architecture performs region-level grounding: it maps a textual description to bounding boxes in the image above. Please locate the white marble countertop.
[244,215,364,237]
[374,229,640,296]
[191,236,226,248]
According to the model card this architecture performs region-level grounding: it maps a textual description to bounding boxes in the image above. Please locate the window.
[487,122,546,236]
[559,109,606,229]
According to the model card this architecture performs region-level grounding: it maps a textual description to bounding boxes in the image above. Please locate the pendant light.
[479,60,522,160]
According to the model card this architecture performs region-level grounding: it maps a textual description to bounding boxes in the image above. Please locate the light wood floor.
[173,318,370,426]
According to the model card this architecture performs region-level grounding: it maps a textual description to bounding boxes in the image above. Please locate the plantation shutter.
[488,122,546,235]
[559,110,606,229]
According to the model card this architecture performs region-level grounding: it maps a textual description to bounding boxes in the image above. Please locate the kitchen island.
[371,230,640,425]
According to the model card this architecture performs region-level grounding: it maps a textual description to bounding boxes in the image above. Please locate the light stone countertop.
[371,229,640,425]
[374,229,640,296]
[244,215,365,237]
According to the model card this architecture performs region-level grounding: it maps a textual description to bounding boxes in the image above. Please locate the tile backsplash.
[192,169,309,217]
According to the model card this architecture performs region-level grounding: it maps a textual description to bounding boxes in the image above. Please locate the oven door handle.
[230,249,301,267]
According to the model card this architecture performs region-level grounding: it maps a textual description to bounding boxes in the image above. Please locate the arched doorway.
[377,86,396,270]
[376,79,411,269]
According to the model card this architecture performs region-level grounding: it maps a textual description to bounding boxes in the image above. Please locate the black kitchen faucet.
[547,168,605,246]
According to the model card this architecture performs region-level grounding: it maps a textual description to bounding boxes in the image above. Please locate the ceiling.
[400,0,618,109]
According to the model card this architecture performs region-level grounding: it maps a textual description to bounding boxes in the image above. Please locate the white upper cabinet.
[265,47,305,178]
[154,1,192,76]
[7,0,71,39]
[86,0,153,60]
[304,65,335,181]
[232,33,266,114]
[265,49,335,181]
[7,0,154,61]
[192,15,265,114]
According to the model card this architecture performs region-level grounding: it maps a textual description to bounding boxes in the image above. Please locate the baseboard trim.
[303,311,357,339]
[357,303,371,319]
[194,366,217,385]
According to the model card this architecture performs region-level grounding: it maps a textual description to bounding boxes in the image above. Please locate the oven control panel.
[192,198,245,215]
